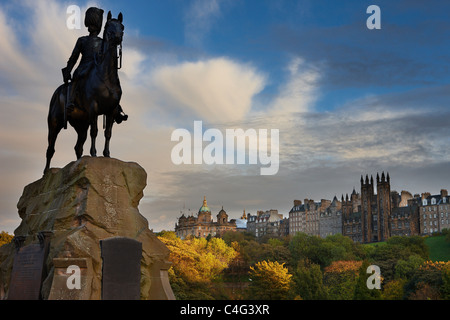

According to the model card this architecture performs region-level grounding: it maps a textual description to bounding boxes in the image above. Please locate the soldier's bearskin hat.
[84,7,104,34]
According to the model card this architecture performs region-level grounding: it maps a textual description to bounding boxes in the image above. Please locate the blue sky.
[0,0,449,233]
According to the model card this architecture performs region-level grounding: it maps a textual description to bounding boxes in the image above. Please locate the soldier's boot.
[66,82,77,112]
[114,105,128,124]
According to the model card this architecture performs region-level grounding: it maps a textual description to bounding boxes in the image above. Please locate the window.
[431,198,436,205]
[423,199,428,206]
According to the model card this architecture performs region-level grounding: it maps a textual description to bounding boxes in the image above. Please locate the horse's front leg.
[90,115,98,157]
[103,114,114,158]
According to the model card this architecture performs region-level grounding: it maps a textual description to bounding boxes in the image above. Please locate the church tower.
[377,172,391,241]
[361,175,375,243]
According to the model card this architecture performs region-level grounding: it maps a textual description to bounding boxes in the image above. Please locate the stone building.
[246,209,286,239]
[342,189,363,242]
[342,173,392,242]
[319,196,342,238]
[390,195,420,237]
[419,189,450,235]
[289,199,321,236]
[175,197,237,239]
[341,173,425,243]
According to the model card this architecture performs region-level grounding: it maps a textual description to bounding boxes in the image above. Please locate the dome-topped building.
[175,196,238,239]
[198,196,212,223]
[199,196,211,213]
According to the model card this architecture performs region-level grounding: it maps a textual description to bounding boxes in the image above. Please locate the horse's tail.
[48,84,65,127]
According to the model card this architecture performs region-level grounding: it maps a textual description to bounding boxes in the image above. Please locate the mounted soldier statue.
[44,7,128,173]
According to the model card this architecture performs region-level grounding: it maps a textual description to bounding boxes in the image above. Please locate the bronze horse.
[44,12,126,173]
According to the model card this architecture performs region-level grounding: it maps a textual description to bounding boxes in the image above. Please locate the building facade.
[419,189,450,235]
[341,172,428,243]
[246,209,287,239]
[289,199,335,237]
[175,197,237,239]
[319,196,342,238]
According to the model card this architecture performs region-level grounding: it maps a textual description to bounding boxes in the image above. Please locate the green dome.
[199,196,211,213]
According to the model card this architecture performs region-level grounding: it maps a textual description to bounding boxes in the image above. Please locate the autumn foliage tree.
[247,260,292,300]
[0,231,13,247]
[323,260,362,300]
[157,231,237,299]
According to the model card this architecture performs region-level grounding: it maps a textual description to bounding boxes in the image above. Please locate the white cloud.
[268,57,320,115]
[151,58,266,123]
[184,0,223,47]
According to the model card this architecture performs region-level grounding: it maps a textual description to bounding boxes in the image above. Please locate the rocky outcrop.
[0,156,174,300]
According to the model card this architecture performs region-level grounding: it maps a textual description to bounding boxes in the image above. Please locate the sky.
[0,0,450,234]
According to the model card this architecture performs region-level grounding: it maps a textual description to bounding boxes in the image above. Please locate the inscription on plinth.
[100,237,142,300]
[7,232,51,300]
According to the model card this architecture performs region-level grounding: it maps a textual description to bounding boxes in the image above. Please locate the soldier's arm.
[66,37,83,73]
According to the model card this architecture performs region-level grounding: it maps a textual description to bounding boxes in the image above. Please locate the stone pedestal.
[0,156,175,300]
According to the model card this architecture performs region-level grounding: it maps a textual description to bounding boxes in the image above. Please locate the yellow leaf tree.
[247,260,292,300]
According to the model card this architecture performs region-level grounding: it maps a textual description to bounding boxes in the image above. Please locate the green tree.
[353,261,382,300]
[441,263,450,299]
[323,260,362,300]
[404,261,447,300]
[395,255,424,279]
[382,279,406,300]
[292,260,328,300]
[247,260,292,300]
[367,236,429,283]
[289,233,364,269]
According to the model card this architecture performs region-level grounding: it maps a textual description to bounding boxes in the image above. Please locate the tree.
[382,279,406,300]
[367,237,429,283]
[441,263,450,299]
[404,261,449,300]
[247,260,292,300]
[157,232,238,299]
[353,260,382,300]
[292,260,328,300]
[323,260,362,300]
[395,255,424,279]
[0,231,13,247]
[289,233,364,269]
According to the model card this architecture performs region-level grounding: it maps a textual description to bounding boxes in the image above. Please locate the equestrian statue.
[45,7,128,173]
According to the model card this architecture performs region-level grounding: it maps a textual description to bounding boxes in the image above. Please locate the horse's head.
[103,11,124,46]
